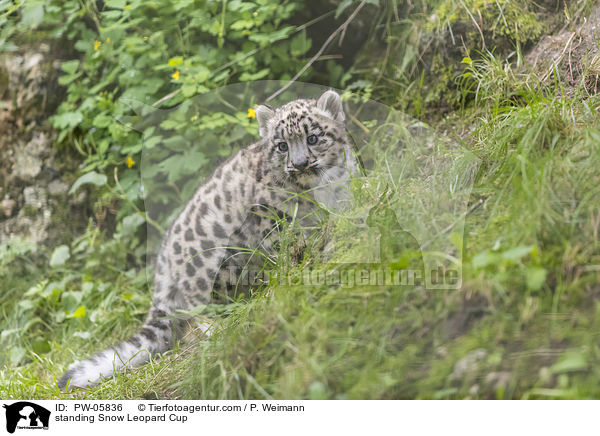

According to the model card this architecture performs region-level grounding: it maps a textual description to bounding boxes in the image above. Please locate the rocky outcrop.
[0,45,70,245]
[526,2,600,94]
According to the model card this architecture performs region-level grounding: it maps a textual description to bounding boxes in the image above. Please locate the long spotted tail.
[57,306,173,391]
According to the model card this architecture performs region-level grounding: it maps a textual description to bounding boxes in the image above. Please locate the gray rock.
[23,186,47,209]
[485,371,512,391]
[450,349,487,380]
[48,179,69,196]
[1,196,16,218]
[12,132,49,180]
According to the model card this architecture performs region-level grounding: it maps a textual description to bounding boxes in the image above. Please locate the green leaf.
[10,347,26,365]
[32,339,50,354]
[502,245,534,262]
[62,291,83,311]
[308,381,328,400]
[51,111,83,130]
[168,56,183,67]
[92,113,113,128]
[58,73,81,86]
[68,305,86,319]
[212,69,230,83]
[195,68,210,83]
[61,59,80,75]
[230,19,254,30]
[104,0,126,9]
[551,349,587,374]
[50,245,71,267]
[143,136,163,149]
[81,282,94,294]
[69,171,107,194]
[159,119,181,130]
[182,84,197,98]
[472,250,497,269]
[18,300,34,310]
[121,213,145,236]
[239,68,270,82]
[290,30,312,57]
[21,2,44,27]
[159,151,207,181]
[248,26,294,45]
[335,0,353,18]
[1,328,20,340]
[24,279,49,297]
[173,0,194,10]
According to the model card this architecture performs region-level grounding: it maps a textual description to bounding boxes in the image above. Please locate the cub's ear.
[255,105,275,138]
[317,90,345,123]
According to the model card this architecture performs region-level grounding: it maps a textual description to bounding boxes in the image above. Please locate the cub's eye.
[277,142,288,152]
[307,134,318,145]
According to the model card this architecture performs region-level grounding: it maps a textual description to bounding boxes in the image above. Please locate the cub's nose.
[291,157,309,170]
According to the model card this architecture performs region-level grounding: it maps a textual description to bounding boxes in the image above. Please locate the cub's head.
[255,90,356,191]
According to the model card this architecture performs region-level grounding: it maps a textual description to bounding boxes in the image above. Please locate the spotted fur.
[57,90,357,390]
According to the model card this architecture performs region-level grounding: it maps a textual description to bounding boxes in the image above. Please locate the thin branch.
[265,1,368,103]
[439,198,483,235]
[295,9,335,32]
[346,109,370,134]
[152,89,180,108]
[211,48,259,76]
[459,0,486,52]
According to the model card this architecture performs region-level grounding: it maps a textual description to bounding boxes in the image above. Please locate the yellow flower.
[190,114,199,122]
[94,40,101,51]
[143,36,148,40]
[247,108,256,118]
[172,71,180,81]
[105,37,110,43]
[124,4,131,9]
[126,157,135,168]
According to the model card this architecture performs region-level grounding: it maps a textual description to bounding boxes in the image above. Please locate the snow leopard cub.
[58,90,357,390]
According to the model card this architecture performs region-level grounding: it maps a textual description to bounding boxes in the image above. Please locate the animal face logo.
[3,402,50,434]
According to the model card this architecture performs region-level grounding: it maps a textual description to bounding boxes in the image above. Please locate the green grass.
[192,80,600,399]
[171,83,600,399]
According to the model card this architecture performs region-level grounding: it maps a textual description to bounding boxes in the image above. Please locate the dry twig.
[265,1,368,103]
